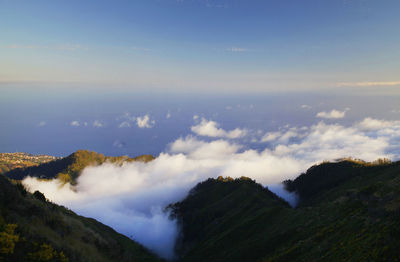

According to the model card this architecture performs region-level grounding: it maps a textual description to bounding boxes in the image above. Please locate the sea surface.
[1,85,399,157]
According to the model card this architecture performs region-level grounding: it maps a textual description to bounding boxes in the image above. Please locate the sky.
[1,0,400,92]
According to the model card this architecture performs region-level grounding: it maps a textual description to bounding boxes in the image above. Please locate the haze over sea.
[1,85,399,158]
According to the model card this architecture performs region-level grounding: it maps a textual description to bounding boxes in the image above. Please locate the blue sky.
[1,0,400,92]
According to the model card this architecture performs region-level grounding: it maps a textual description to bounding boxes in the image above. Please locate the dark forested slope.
[0,175,161,262]
[171,160,400,262]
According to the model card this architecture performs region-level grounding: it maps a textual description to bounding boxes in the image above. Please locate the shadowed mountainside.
[170,160,400,262]
[283,158,393,206]
[168,177,290,260]
[0,175,161,262]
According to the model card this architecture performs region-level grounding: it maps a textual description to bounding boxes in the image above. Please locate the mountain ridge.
[3,150,154,184]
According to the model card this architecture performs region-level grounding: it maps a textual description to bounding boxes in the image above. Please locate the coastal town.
[0,152,59,174]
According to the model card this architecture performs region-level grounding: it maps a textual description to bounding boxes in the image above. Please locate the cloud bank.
[23,117,400,259]
[337,81,400,87]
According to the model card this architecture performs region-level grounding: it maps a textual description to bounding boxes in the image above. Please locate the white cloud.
[191,118,247,139]
[356,117,394,131]
[70,121,80,127]
[137,114,155,128]
[301,104,312,109]
[113,140,125,148]
[166,111,171,119]
[93,120,104,128]
[337,81,400,87]
[225,47,249,52]
[271,121,394,162]
[117,113,155,128]
[261,127,305,144]
[261,131,281,142]
[170,136,241,159]
[38,121,46,127]
[117,112,136,128]
[278,129,300,144]
[316,109,346,119]
[119,121,131,128]
[22,117,400,259]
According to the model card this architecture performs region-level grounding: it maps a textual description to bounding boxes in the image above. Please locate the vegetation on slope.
[171,160,400,262]
[4,150,154,184]
[168,176,291,261]
[0,175,161,262]
[283,158,393,205]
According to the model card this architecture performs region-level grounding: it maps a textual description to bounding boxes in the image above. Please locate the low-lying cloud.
[38,121,47,127]
[70,120,80,127]
[23,117,400,259]
[117,113,155,128]
[191,118,247,139]
[316,109,346,119]
[337,81,400,87]
[117,112,136,128]
[137,114,155,128]
[93,120,104,128]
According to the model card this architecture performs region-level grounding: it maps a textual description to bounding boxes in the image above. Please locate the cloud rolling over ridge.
[22,117,400,259]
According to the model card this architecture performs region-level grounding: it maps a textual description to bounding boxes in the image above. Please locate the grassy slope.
[0,175,161,262]
[171,161,400,262]
[4,150,154,184]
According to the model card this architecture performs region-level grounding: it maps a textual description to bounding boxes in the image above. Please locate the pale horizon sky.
[1,0,400,93]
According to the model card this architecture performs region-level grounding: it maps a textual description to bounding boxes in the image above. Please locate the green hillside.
[0,174,161,262]
[4,150,154,185]
[170,160,400,262]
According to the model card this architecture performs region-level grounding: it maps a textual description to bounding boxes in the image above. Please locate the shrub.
[33,191,46,202]
[0,224,19,255]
